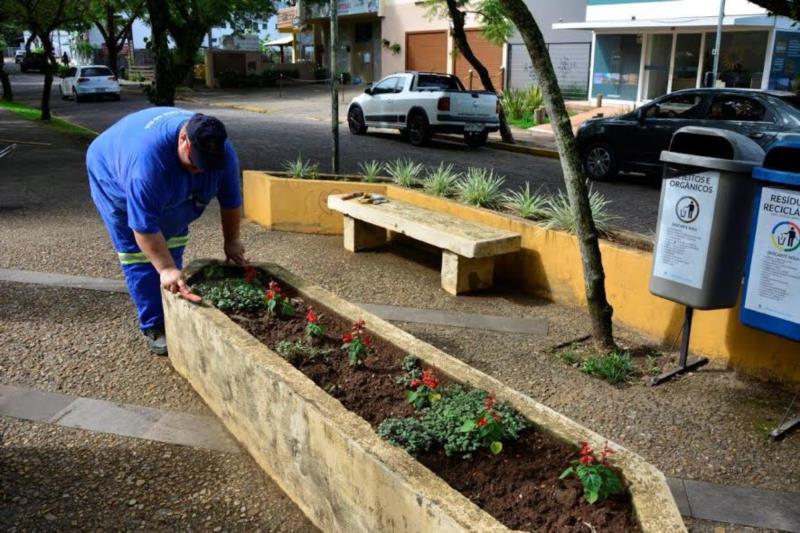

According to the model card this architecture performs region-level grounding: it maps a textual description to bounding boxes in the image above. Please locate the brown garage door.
[453,29,504,91]
[406,31,448,73]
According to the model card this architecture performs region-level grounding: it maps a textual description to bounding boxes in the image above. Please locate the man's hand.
[224,239,247,265]
[160,267,188,293]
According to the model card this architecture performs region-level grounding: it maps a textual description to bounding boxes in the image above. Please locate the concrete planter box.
[165,261,686,533]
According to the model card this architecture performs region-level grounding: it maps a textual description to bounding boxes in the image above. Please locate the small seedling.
[560,441,623,504]
[581,351,637,385]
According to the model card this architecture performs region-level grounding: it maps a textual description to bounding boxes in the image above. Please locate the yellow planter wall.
[242,171,800,382]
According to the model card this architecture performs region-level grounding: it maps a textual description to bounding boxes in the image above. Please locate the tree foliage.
[142,0,276,106]
[87,0,145,76]
[748,0,800,20]
[4,0,88,118]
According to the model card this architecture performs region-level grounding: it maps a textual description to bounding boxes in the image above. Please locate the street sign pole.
[711,0,726,85]
[330,0,340,174]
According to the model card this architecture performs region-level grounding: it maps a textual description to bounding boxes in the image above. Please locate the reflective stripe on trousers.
[117,235,189,265]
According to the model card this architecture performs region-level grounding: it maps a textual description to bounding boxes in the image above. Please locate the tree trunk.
[498,0,615,350]
[145,0,176,105]
[24,32,37,52]
[444,0,514,143]
[104,5,120,76]
[40,36,55,121]
[0,61,12,101]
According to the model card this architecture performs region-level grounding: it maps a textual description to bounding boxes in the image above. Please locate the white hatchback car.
[59,65,120,102]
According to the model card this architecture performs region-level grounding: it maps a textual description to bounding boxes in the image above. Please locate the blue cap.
[186,113,227,171]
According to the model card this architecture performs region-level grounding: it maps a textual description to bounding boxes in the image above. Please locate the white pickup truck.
[346,72,500,148]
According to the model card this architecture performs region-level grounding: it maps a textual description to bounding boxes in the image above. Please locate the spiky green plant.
[543,189,615,235]
[359,160,383,183]
[384,158,424,187]
[423,163,461,197]
[503,183,548,219]
[456,167,506,208]
[581,351,637,385]
[283,155,319,179]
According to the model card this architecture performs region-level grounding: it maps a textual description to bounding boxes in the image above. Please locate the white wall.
[586,0,767,22]
[511,0,590,44]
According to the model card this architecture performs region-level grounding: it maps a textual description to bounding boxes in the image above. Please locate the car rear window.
[81,67,112,77]
[778,95,800,111]
[416,74,464,91]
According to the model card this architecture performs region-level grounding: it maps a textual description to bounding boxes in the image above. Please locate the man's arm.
[221,208,246,265]
[133,230,194,297]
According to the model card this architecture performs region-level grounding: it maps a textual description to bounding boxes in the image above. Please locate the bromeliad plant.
[406,368,442,409]
[560,441,623,504]
[341,319,372,366]
[305,306,325,339]
[265,280,295,318]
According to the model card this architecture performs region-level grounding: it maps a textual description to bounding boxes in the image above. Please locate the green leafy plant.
[341,319,372,366]
[422,163,460,197]
[543,189,616,235]
[557,348,581,366]
[456,168,505,208]
[359,160,383,183]
[276,340,327,364]
[406,368,442,410]
[503,183,548,219]
[581,351,637,385]
[396,355,423,387]
[422,387,526,457]
[499,86,544,122]
[377,417,434,456]
[560,441,623,504]
[193,279,266,313]
[384,158,423,188]
[283,155,319,179]
[305,306,324,339]
[265,280,295,318]
[203,264,227,281]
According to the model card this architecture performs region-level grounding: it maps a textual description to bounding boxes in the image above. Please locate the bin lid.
[753,138,800,186]
[660,126,765,173]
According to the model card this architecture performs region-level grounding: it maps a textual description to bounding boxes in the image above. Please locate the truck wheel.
[347,106,367,135]
[464,131,488,148]
[583,142,618,181]
[407,112,431,147]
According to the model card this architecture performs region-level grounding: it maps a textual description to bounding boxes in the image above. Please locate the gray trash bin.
[650,126,765,309]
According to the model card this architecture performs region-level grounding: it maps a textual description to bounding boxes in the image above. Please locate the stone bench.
[327,193,521,295]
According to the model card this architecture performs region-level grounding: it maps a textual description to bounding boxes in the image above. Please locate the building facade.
[555,0,800,104]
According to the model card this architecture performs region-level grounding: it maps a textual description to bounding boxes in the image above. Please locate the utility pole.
[330,0,340,174]
[711,0,726,86]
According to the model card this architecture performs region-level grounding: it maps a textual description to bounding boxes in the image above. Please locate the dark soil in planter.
[190,267,641,532]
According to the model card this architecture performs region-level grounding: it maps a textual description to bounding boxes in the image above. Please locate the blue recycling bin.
[741,140,800,341]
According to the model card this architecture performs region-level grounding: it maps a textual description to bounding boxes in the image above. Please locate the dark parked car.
[577,88,800,181]
[20,52,49,73]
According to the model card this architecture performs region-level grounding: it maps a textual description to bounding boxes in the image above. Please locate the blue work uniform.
[86,107,242,331]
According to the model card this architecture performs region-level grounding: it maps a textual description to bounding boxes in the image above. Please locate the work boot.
[143,326,168,356]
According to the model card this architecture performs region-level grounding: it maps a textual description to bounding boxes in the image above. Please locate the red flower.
[421,368,439,389]
[477,417,488,428]
[341,332,353,344]
[268,280,282,295]
[362,335,373,347]
[580,454,595,465]
[600,441,614,465]
[306,307,318,323]
[410,379,421,388]
[244,265,257,284]
[484,393,496,410]
[265,290,275,300]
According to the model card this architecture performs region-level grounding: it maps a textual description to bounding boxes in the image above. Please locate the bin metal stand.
[649,306,710,386]
[770,394,799,441]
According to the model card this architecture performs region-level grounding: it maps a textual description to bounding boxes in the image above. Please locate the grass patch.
[0,99,97,140]
[556,348,581,366]
[581,351,637,385]
[507,113,535,129]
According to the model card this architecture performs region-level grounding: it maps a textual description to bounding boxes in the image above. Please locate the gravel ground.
[0,418,316,532]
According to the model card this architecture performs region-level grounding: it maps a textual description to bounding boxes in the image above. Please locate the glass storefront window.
[704,31,768,89]
[769,31,800,91]
[671,33,702,92]
[592,34,641,101]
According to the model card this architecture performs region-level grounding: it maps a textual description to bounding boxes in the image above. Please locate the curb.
[176,96,269,115]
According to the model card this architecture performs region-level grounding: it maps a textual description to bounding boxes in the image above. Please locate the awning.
[264,36,294,47]
[553,15,778,31]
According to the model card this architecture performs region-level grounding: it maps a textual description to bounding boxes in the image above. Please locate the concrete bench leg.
[441,251,495,295]
[343,215,388,252]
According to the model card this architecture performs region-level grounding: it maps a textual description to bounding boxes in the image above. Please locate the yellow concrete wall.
[242,171,800,382]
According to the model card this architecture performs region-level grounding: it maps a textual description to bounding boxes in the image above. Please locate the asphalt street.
[8,66,661,234]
